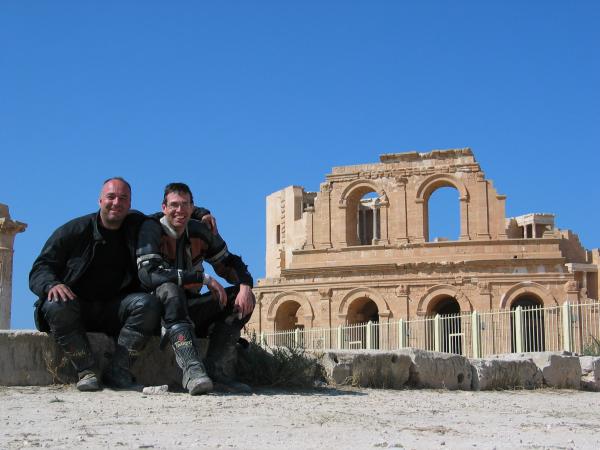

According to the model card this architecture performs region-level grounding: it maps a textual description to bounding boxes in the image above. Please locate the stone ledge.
[0,330,208,387]
[316,348,596,391]
[2,332,597,391]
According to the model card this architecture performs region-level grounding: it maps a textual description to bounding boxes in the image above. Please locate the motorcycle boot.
[205,321,251,394]
[103,328,146,390]
[58,330,100,392]
[169,323,213,395]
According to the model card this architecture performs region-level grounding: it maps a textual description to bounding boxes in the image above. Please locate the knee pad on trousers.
[122,293,162,336]
[41,299,82,335]
[155,283,189,329]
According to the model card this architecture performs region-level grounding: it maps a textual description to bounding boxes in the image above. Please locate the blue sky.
[1,1,599,329]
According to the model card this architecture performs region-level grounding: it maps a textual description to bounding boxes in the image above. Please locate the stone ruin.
[0,203,26,329]
[250,148,600,334]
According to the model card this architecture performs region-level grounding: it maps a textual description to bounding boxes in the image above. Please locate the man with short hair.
[30,178,162,391]
[136,182,254,395]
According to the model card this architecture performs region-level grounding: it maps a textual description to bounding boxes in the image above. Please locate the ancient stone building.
[249,149,599,335]
[0,204,27,329]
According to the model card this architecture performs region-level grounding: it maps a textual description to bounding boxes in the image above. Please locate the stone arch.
[414,174,470,242]
[499,282,558,309]
[267,291,315,330]
[416,284,472,316]
[338,179,384,207]
[337,179,388,246]
[415,174,469,202]
[338,287,391,321]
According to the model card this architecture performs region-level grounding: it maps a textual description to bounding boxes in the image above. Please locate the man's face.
[98,180,131,229]
[162,191,193,233]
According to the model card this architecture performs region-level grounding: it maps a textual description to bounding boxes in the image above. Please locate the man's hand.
[48,284,76,302]
[234,284,255,318]
[206,277,227,309]
[201,214,219,235]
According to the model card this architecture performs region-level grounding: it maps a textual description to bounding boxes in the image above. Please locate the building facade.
[249,149,599,335]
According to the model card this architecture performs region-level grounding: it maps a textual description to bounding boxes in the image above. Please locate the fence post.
[260,332,265,346]
[294,328,301,348]
[398,319,407,348]
[562,301,573,352]
[337,325,343,349]
[514,306,524,353]
[471,311,482,358]
[434,314,442,352]
[366,321,372,349]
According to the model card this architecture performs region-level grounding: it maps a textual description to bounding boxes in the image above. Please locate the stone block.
[579,356,600,391]
[0,330,209,388]
[397,348,472,390]
[1,330,74,385]
[527,352,581,389]
[320,350,412,388]
[470,357,543,390]
[492,352,581,389]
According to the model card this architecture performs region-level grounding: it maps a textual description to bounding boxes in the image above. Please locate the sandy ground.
[1,385,599,450]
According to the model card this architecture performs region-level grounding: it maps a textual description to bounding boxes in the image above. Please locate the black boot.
[103,328,146,390]
[169,324,213,395]
[56,330,100,392]
[205,322,251,394]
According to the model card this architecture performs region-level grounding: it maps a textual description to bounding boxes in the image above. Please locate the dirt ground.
[1,385,599,450]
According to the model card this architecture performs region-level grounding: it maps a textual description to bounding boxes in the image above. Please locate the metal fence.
[254,301,600,358]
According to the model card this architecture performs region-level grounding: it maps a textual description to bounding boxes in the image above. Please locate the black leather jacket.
[136,216,253,292]
[29,210,147,330]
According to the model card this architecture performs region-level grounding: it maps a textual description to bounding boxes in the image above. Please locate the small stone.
[142,385,169,395]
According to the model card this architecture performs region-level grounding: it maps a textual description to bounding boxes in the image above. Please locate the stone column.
[395,178,409,244]
[477,281,492,310]
[318,288,333,346]
[302,206,315,249]
[459,197,470,240]
[375,194,390,245]
[395,285,410,319]
[314,183,333,249]
[476,175,491,239]
[0,204,27,329]
[412,198,426,243]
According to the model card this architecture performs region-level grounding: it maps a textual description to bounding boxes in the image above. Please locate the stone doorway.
[274,300,302,331]
[511,294,545,352]
[345,297,379,349]
[428,296,463,354]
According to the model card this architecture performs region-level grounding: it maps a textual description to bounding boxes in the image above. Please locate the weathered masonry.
[0,204,27,329]
[249,149,600,335]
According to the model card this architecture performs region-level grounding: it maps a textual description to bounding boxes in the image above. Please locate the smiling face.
[162,191,193,235]
[98,179,131,229]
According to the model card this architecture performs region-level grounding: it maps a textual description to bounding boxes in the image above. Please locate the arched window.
[357,192,380,245]
[343,184,381,246]
[426,186,460,242]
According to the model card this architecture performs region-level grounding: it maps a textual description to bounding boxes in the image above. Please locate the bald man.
[30,177,161,392]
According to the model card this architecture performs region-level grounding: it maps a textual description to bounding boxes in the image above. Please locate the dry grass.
[236,334,320,388]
